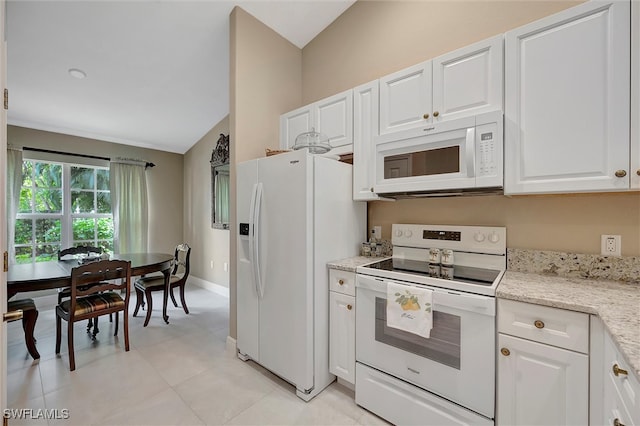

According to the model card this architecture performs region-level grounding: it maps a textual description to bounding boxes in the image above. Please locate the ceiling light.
[68,68,86,79]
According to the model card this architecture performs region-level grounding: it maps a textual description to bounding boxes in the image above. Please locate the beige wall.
[8,125,183,255]
[302,0,583,103]
[184,116,230,286]
[301,0,640,256]
[229,7,302,338]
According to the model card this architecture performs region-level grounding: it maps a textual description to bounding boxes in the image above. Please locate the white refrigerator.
[236,149,365,401]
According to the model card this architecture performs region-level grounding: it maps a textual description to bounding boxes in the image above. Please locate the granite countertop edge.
[327,257,640,380]
[498,271,640,380]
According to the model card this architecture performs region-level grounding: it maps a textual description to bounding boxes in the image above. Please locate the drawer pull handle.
[347,304,353,311]
[613,364,628,377]
[338,279,344,285]
[500,348,510,356]
[534,320,545,329]
[613,418,625,426]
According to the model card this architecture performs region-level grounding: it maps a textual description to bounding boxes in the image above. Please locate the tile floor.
[6,286,388,425]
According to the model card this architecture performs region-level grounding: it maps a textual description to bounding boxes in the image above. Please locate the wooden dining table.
[7,252,175,323]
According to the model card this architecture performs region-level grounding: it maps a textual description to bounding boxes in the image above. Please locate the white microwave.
[374,111,503,196]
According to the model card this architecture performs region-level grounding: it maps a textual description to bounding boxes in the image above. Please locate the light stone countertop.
[327,256,388,272]
[498,271,640,380]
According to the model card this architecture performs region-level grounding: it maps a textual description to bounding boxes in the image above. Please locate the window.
[15,160,114,264]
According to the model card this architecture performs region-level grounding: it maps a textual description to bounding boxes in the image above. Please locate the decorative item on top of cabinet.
[280,89,353,156]
[328,268,355,385]
[497,299,589,425]
[504,0,631,194]
[379,34,503,136]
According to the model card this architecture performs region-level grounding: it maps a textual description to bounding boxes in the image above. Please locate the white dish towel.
[386,281,433,338]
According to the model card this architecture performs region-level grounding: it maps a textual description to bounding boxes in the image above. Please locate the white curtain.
[109,161,148,254]
[215,170,230,224]
[7,148,22,264]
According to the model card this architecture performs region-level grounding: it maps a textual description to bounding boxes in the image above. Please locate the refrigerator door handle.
[253,182,265,298]
[248,183,259,297]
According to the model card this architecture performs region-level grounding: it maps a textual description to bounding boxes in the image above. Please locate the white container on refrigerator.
[236,149,366,401]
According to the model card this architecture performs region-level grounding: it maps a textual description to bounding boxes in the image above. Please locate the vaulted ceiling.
[7,1,355,154]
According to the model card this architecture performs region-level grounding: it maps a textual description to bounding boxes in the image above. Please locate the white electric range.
[355,224,506,425]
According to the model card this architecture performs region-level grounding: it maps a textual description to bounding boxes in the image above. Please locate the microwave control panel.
[477,122,497,177]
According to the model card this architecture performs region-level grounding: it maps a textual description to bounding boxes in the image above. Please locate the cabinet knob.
[423,113,430,119]
[636,169,640,176]
[433,111,440,117]
[534,320,545,329]
[500,348,510,356]
[338,279,344,286]
[370,187,374,192]
[614,418,625,426]
[613,364,628,377]
[347,304,353,311]
[615,170,627,178]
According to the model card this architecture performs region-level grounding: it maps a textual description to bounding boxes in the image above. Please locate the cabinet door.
[280,106,314,150]
[353,81,383,201]
[329,291,355,384]
[432,35,503,122]
[505,1,631,194]
[314,89,353,150]
[379,61,432,135]
[497,334,588,426]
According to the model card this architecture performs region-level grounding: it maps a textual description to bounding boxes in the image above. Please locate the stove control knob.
[474,232,486,242]
[395,229,403,237]
[405,230,413,237]
[489,232,500,243]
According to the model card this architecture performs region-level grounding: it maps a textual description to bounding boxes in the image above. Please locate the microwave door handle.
[466,128,476,177]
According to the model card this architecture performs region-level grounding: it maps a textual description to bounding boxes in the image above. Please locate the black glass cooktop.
[362,258,501,287]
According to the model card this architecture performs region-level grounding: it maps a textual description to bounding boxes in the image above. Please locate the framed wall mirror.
[211,134,230,230]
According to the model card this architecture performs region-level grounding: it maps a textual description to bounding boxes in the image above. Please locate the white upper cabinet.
[379,61,433,135]
[379,35,503,135]
[353,80,389,201]
[280,89,353,154]
[432,35,504,122]
[505,1,631,194]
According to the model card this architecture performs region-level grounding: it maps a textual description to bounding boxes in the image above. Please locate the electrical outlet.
[372,226,382,240]
[601,235,622,257]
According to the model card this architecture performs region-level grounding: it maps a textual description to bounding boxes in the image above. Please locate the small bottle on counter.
[362,242,371,256]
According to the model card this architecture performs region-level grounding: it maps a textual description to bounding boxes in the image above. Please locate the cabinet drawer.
[329,269,356,296]
[498,299,589,353]
[605,332,640,425]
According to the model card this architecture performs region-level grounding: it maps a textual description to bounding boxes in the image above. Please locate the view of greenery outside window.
[15,160,114,264]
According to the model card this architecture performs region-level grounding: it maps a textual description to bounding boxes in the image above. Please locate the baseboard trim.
[188,276,229,298]
[226,336,237,356]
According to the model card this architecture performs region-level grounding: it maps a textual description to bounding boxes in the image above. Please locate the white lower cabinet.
[593,316,640,426]
[497,334,589,425]
[329,269,355,384]
[497,299,589,425]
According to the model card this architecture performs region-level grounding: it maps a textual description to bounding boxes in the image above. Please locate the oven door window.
[375,297,461,369]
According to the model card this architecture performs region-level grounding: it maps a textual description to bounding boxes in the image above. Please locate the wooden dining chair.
[7,298,40,360]
[55,259,131,371]
[133,243,191,327]
[57,245,108,336]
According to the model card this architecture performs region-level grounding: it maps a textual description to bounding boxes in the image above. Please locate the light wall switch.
[372,226,382,240]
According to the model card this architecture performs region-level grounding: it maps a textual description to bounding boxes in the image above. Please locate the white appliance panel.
[236,160,259,361]
[256,150,313,390]
[356,275,496,418]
